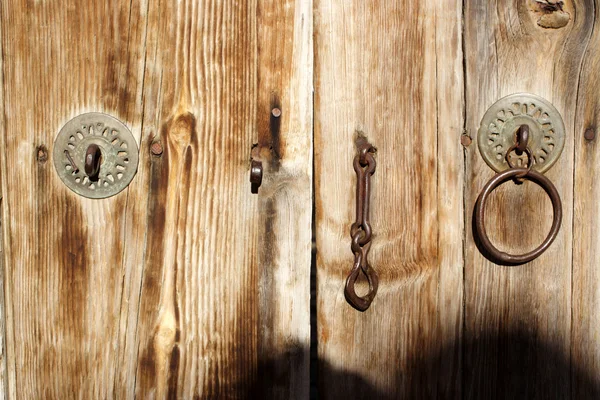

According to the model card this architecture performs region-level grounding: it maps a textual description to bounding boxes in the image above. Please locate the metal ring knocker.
[345,137,379,311]
[474,124,563,264]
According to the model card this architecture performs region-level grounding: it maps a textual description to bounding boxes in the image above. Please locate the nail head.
[461,134,472,147]
[584,127,596,141]
[151,141,164,156]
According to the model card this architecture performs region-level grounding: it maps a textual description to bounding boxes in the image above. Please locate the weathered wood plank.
[0,7,8,398]
[314,0,464,397]
[572,1,600,398]
[255,0,313,397]
[463,1,592,398]
[435,2,466,397]
[118,0,312,398]
[0,0,147,398]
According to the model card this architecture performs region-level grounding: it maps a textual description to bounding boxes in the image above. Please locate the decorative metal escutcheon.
[477,93,565,174]
[474,93,564,265]
[53,113,139,199]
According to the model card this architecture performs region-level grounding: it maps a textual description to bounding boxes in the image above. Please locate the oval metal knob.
[84,144,102,182]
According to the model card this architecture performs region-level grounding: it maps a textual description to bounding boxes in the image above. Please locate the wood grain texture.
[0,0,311,398]
[0,1,147,398]
[314,0,464,397]
[255,0,313,398]
[124,1,261,396]
[572,1,600,398]
[0,7,7,397]
[126,0,311,398]
[463,0,592,398]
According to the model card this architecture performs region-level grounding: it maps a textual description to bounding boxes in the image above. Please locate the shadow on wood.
[247,329,600,399]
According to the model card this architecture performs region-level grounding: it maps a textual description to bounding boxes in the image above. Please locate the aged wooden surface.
[0,0,311,398]
[572,1,600,398]
[464,0,591,398]
[2,0,600,398]
[314,0,464,397]
[255,0,313,397]
[0,9,6,397]
[1,1,146,398]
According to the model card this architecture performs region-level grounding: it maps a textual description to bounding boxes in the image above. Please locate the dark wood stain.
[138,342,157,392]
[36,144,48,163]
[136,111,197,396]
[256,196,277,393]
[269,97,282,168]
[56,199,88,321]
[167,345,181,399]
[135,124,170,394]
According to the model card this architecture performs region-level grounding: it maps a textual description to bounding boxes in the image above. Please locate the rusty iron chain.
[345,138,379,311]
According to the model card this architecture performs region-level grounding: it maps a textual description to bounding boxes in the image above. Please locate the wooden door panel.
[314,0,464,397]
[463,1,591,398]
[0,1,147,397]
[0,0,312,398]
[572,2,600,398]
[2,0,600,398]
[315,0,600,399]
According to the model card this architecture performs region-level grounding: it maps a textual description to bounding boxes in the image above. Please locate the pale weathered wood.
[6,1,600,398]
[0,8,7,397]
[0,0,312,398]
[572,1,600,398]
[464,0,591,398]
[255,0,313,397]
[314,0,464,397]
[118,0,312,397]
[0,1,147,398]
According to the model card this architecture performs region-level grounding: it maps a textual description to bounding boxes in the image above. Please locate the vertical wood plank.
[463,0,592,398]
[0,6,8,398]
[255,0,313,397]
[127,0,262,394]
[118,0,312,398]
[572,1,600,397]
[435,2,466,397]
[0,1,148,398]
[314,0,464,397]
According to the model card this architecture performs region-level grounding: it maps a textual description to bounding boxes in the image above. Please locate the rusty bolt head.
[585,127,596,141]
[461,134,472,147]
[151,141,163,156]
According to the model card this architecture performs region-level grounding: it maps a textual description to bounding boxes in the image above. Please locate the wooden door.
[1,0,599,399]
[315,0,600,398]
[0,0,312,398]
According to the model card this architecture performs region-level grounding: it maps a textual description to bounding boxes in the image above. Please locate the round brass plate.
[53,113,139,199]
[477,93,565,174]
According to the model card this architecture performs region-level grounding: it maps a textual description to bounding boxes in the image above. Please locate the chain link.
[345,140,379,311]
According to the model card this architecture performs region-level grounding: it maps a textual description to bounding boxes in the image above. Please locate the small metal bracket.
[477,93,565,174]
[53,113,139,199]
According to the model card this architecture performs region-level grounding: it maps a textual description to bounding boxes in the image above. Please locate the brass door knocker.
[474,93,565,265]
[345,137,378,311]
